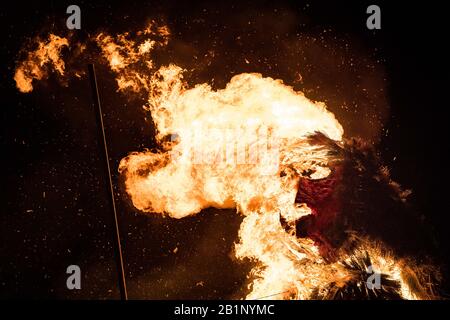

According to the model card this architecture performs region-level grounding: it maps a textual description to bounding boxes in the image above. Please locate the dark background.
[1,0,449,299]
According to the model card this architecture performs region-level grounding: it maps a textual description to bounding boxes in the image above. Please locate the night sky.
[1,0,449,299]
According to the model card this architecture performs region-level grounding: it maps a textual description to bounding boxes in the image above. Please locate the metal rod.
[88,64,128,300]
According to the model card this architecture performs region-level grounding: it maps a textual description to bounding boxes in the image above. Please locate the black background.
[1,0,449,299]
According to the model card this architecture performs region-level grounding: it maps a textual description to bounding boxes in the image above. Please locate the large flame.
[119,65,343,216]
[96,21,170,92]
[117,64,429,299]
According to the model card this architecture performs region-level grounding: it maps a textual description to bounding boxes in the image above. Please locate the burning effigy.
[13,21,440,300]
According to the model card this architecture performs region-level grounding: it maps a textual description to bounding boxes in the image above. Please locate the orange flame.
[14,34,69,93]
[118,64,433,299]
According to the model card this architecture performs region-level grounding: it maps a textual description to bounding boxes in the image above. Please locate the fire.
[117,65,343,299]
[115,39,436,298]
[14,34,69,93]
[118,63,431,299]
[119,66,343,218]
[14,23,437,300]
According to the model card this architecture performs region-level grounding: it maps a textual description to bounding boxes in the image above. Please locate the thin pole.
[88,64,128,300]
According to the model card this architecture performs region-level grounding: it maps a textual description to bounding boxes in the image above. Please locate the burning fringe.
[14,23,442,301]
